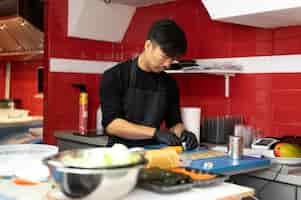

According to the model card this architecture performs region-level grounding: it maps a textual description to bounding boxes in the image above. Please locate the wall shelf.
[166,69,240,98]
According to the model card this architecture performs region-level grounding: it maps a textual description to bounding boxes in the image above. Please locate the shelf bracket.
[5,62,11,99]
[225,74,230,98]
[224,73,235,98]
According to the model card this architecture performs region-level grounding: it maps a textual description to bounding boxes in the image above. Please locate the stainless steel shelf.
[166,69,241,98]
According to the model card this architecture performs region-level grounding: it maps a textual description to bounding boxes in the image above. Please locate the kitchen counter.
[232,167,301,200]
[0,116,43,144]
[0,178,255,200]
[0,116,42,128]
[124,183,254,200]
[209,144,301,200]
[245,164,301,186]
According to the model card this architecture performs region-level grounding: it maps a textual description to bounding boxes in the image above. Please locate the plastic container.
[96,106,104,135]
[0,144,58,177]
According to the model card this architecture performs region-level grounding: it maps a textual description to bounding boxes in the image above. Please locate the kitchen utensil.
[251,138,280,150]
[43,147,147,200]
[203,116,243,144]
[181,107,201,144]
[228,136,243,160]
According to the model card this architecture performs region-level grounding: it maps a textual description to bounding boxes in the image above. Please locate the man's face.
[145,41,176,73]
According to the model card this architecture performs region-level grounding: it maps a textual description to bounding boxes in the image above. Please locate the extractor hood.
[68,0,177,42]
[0,0,44,61]
[202,0,301,28]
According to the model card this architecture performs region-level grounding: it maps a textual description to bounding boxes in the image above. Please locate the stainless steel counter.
[54,131,108,151]
[0,116,43,128]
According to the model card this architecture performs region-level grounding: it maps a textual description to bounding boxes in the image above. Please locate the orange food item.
[170,168,216,180]
[145,149,180,169]
[162,146,183,154]
[13,178,38,186]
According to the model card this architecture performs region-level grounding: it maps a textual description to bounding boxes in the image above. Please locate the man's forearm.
[105,118,156,139]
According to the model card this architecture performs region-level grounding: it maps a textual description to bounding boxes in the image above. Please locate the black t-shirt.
[100,58,182,129]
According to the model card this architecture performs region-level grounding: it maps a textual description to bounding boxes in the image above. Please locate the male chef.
[100,19,198,150]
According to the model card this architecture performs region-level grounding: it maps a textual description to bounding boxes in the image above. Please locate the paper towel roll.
[181,107,201,143]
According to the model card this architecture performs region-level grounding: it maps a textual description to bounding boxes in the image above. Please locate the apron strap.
[129,58,137,88]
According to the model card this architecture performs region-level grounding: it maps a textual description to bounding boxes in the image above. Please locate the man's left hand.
[180,130,198,150]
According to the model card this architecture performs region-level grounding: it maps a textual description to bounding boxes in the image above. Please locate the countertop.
[247,164,301,186]
[0,178,254,200]
[0,116,43,128]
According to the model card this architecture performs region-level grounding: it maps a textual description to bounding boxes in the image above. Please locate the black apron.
[107,58,168,147]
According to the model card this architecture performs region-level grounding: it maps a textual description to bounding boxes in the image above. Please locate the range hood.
[202,0,301,28]
[68,0,177,42]
[0,0,44,61]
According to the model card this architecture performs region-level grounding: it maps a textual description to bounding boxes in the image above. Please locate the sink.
[0,109,31,123]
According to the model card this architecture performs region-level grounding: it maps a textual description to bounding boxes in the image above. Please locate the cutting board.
[189,155,271,174]
[181,149,226,160]
[144,145,271,175]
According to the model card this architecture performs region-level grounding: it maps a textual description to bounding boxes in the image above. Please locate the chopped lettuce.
[61,144,141,168]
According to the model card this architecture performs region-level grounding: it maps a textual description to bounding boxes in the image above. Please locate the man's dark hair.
[147,19,187,58]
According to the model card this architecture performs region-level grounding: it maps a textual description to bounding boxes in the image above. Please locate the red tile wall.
[44,0,112,144]
[10,61,44,116]
[44,0,301,144]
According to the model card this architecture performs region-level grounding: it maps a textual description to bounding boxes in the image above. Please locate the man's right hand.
[153,129,181,146]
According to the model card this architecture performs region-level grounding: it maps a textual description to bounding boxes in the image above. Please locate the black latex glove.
[180,130,198,150]
[153,129,181,146]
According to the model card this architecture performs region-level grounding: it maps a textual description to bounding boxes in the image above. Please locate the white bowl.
[0,144,58,178]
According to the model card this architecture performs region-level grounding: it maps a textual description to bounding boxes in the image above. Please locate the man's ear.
[144,40,152,51]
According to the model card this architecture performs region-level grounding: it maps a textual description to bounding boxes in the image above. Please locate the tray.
[138,167,193,193]
[139,182,193,193]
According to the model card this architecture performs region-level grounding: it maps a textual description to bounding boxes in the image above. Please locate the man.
[100,19,198,150]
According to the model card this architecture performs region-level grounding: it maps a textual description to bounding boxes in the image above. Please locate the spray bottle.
[73,84,88,136]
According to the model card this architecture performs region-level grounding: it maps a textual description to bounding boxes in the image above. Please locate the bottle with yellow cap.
[73,84,88,135]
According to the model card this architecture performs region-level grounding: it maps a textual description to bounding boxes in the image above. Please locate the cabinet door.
[298,187,301,200]
[232,175,296,200]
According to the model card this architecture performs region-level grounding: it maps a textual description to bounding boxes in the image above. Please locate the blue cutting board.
[143,145,271,174]
[189,155,271,174]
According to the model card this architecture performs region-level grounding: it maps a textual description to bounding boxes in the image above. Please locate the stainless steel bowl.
[43,148,147,200]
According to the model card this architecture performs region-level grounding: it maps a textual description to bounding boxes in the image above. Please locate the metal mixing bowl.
[43,148,147,200]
